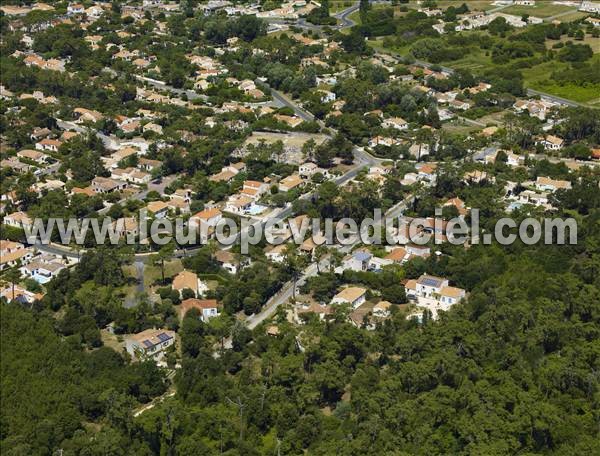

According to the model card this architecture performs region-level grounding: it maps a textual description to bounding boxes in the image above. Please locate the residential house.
[535,176,571,192]
[295,302,334,323]
[35,138,62,152]
[404,274,466,318]
[279,174,304,192]
[179,298,219,322]
[335,251,372,274]
[382,117,408,130]
[215,250,240,274]
[537,135,564,151]
[0,240,34,271]
[331,286,367,309]
[17,149,49,164]
[225,195,253,215]
[125,328,175,360]
[3,211,33,230]
[146,201,169,218]
[112,217,138,238]
[372,300,392,318]
[91,177,127,194]
[274,114,303,128]
[189,208,222,231]
[368,256,393,272]
[385,247,409,264]
[20,258,66,284]
[265,244,287,263]
[319,90,336,103]
[73,107,104,124]
[241,180,269,200]
[172,270,207,297]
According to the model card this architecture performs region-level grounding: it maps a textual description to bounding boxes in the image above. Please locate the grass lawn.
[441,119,480,135]
[502,4,574,18]
[477,110,509,126]
[329,1,355,13]
[425,1,498,11]
[144,258,184,287]
[100,329,124,353]
[555,11,587,22]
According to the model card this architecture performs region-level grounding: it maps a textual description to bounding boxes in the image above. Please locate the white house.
[382,117,408,130]
[404,274,466,318]
[331,286,367,309]
[179,298,219,322]
[536,135,564,151]
[335,251,372,274]
[319,90,336,103]
[189,207,222,229]
[225,195,253,215]
[535,176,571,192]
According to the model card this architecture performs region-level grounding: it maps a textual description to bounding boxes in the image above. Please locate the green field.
[329,1,355,13]
[502,3,574,18]
[421,1,498,11]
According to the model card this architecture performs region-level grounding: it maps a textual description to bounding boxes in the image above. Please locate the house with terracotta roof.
[535,176,571,192]
[215,250,244,274]
[382,117,408,130]
[385,247,409,264]
[92,177,127,194]
[146,201,169,218]
[279,174,304,192]
[274,114,303,128]
[295,302,334,323]
[125,328,175,360]
[189,207,222,229]
[172,270,207,297]
[373,300,393,318]
[17,149,49,164]
[3,211,33,230]
[35,138,62,152]
[225,195,254,215]
[73,107,104,124]
[241,180,269,200]
[0,240,34,271]
[178,298,219,322]
[536,135,564,151]
[331,286,367,309]
[0,284,44,304]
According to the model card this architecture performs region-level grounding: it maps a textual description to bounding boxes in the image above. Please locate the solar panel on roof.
[142,339,154,348]
[421,277,441,287]
[157,333,171,343]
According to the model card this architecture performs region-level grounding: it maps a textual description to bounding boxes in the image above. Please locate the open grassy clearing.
[419,0,498,11]
[144,258,184,287]
[502,3,575,18]
[554,11,587,22]
[329,1,355,13]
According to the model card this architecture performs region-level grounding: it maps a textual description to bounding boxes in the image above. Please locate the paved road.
[266,1,360,31]
[270,88,315,122]
[135,75,208,102]
[525,89,581,108]
[57,119,121,150]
